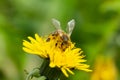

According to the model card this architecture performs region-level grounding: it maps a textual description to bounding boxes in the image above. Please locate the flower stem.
[40,59,66,80]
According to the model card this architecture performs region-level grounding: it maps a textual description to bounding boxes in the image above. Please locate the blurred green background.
[0,0,120,80]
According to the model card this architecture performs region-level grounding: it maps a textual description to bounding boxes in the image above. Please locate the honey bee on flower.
[23,19,92,79]
[46,19,75,51]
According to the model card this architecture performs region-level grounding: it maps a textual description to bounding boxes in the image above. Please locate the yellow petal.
[35,34,43,42]
[49,62,56,68]
[23,40,33,48]
[23,47,34,53]
[66,68,74,75]
[61,67,69,77]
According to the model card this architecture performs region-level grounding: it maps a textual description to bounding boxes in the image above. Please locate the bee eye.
[62,35,69,41]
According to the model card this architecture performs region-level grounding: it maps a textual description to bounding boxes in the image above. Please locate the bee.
[46,19,75,51]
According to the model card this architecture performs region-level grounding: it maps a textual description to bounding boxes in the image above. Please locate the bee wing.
[52,18,61,30]
[66,19,75,37]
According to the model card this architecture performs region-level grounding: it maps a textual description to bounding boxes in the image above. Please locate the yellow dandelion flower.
[23,19,92,77]
[23,34,49,58]
[91,55,118,80]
